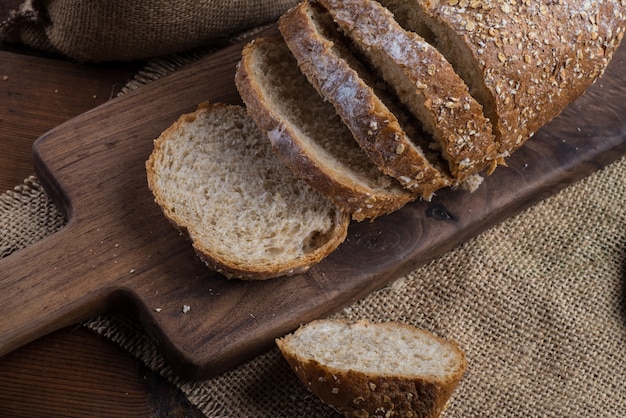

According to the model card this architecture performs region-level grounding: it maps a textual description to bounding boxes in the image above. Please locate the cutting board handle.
[0,221,115,357]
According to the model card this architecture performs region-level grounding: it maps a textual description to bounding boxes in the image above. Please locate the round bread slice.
[276,319,467,417]
[146,102,350,280]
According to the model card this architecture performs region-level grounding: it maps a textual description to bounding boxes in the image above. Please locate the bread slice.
[318,0,498,183]
[234,37,415,221]
[145,102,350,280]
[278,1,452,199]
[380,0,626,156]
[276,319,467,418]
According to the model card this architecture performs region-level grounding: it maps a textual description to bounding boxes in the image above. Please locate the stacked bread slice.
[275,2,455,198]
[235,0,624,220]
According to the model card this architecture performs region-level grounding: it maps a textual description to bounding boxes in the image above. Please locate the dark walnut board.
[1,26,625,380]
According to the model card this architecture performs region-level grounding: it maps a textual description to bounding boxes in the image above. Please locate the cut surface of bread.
[235,37,415,221]
[146,102,350,280]
[380,0,626,156]
[277,319,467,417]
[319,0,498,183]
[279,1,452,199]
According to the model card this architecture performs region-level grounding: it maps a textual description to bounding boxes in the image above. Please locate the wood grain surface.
[1,26,624,381]
[0,50,136,192]
[1,2,204,414]
[0,326,204,417]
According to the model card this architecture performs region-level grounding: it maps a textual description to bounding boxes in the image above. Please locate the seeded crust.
[381,0,626,156]
[146,103,350,280]
[319,0,498,183]
[235,37,415,221]
[279,1,452,199]
[277,319,467,418]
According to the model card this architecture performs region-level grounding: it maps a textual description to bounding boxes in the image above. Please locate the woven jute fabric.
[2,50,626,418]
[0,0,299,62]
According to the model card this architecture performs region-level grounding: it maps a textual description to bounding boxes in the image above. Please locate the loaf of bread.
[276,319,467,418]
[145,102,350,280]
[234,37,416,221]
[378,0,626,155]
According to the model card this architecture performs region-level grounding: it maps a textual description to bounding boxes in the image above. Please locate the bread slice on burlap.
[279,1,452,199]
[145,102,350,280]
[379,0,626,156]
[235,37,415,221]
[276,319,467,418]
[318,0,498,183]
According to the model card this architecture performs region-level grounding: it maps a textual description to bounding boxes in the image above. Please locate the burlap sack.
[0,0,298,61]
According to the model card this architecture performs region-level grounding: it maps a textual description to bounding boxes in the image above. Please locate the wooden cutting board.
[1,26,625,380]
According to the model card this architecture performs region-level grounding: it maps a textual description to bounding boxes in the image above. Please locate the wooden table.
[0,2,205,416]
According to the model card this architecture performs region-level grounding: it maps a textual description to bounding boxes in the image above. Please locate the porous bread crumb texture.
[380,0,626,155]
[146,103,349,279]
[282,320,464,377]
[243,38,388,189]
[277,319,467,418]
[236,37,416,221]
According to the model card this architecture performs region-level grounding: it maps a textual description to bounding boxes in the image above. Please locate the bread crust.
[279,1,452,199]
[277,319,467,418]
[319,0,498,183]
[235,37,415,221]
[394,0,626,156]
[146,102,350,280]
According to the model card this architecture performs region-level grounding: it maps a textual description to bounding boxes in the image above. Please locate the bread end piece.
[277,319,467,417]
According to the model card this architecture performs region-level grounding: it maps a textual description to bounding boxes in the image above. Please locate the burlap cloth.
[2,2,626,416]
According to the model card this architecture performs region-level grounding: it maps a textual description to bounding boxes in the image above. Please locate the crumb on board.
[182,305,191,314]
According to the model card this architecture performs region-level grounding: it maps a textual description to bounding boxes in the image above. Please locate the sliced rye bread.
[380,0,626,156]
[146,102,350,280]
[318,0,498,183]
[279,1,452,199]
[276,319,467,418]
[234,37,416,221]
